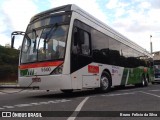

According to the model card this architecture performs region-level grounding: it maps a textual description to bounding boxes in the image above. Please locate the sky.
[0,0,160,52]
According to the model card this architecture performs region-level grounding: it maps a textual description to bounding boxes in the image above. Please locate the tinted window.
[109,38,121,66]
[27,14,71,32]
[72,27,91,56]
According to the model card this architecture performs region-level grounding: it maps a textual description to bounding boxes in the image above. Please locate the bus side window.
[81,31,90,55]
[73,27,90,56]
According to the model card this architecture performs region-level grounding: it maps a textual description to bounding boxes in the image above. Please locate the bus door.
[71,26,99,89]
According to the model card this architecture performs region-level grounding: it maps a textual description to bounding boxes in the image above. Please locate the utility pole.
[150,35,152,54]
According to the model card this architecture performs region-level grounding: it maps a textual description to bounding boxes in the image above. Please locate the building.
[5,43,11,48]
[153,51,160,60]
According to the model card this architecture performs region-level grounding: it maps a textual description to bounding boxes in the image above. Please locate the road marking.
[15,104,33,107]
[118,87,148,92]
[3,106,15,109]
[149,89,160,92]
[101,92,135,97]
[0,99,71,110]
[67,97,89,120]
[139,91,160,98]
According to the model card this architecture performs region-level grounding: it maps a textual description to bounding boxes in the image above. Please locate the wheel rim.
[101,76,109,90]
[142,78,145,86]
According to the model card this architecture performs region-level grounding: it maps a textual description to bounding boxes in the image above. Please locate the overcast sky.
[0,0,160,52]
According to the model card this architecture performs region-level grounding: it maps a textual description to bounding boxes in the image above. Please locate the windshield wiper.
[45,23,58,42]
[43,23,59,50]
[32,29,38,52]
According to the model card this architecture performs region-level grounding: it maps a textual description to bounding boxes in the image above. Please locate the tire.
[144,75,149,86]
[140,75,146,87]
[100,71,111,92]
[61,89,73,93]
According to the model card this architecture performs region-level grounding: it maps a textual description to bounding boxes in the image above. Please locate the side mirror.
[11,31,25,49]
[11,35,15,48]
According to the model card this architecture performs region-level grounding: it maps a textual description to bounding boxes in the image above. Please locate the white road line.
[149,89,160,92]
[101,92,135,97]
[67,97,89,120]
[0,99,71,110]
[139,91,160,98]
[3,106,15,109]
[119,88,148,92]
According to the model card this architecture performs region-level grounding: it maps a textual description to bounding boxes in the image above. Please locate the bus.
[11,4,153,93]
[152,60,160,83]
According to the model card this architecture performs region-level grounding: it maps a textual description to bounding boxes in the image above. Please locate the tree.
[0,45,19,82]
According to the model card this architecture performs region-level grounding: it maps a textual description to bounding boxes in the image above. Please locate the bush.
[0,45,19,82]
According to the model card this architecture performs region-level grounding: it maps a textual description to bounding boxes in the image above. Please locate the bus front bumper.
[18,74,72,90]
[152,78,160,83]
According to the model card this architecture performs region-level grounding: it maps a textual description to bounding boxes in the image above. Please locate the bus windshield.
[21,14,70,64]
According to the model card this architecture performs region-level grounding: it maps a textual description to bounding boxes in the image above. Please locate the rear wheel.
[136,75,146,87]
[100,71,111,92]
[141,75,147,87]
[144,75,149,86]
[141,77,145,87]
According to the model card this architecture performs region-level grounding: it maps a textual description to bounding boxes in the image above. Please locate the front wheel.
[100,71,111,92]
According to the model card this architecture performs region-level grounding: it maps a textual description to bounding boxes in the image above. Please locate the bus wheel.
[141,75,146,87]
[100,71,111,92]
[144,76,149,86]
[61,89,73,93]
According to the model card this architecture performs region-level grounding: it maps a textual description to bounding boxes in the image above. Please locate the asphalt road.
[0,84,160,120]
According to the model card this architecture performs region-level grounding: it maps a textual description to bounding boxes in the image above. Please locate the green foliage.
[0,45,19,81]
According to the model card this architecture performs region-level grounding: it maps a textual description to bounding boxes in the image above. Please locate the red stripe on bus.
[19,61,63,69]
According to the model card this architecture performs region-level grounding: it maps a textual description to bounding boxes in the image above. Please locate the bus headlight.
[50,64,63,74]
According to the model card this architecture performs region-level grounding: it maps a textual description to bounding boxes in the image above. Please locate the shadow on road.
[28,85,146,99]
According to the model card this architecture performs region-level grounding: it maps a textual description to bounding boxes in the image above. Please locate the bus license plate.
[32,77,41,82]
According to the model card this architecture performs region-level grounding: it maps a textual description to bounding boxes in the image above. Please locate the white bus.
[11,4,153,93]
[152,60,160,83]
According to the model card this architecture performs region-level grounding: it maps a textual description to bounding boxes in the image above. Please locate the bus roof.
[30,4,152,58]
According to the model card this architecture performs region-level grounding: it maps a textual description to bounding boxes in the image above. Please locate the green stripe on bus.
[121,68,128,85]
